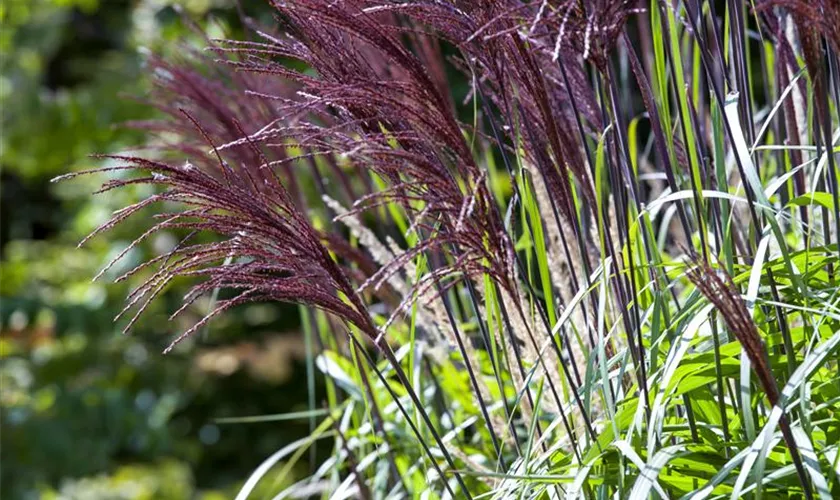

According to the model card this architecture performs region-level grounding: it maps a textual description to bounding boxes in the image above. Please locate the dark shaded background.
[1,1,325,497]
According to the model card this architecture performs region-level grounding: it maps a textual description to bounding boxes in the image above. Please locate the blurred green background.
[1,1,323,497]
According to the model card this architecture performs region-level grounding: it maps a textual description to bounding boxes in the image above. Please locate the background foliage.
[1,1,324,498]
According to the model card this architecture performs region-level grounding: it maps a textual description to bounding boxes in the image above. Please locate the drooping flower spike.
[55,139,378,353]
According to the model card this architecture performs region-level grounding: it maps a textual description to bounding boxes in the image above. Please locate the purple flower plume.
[58,0,644,356]
[214,0,522,294]
[55,143,377,353]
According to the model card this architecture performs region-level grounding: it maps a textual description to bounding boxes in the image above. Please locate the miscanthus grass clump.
[58,0,840,497]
